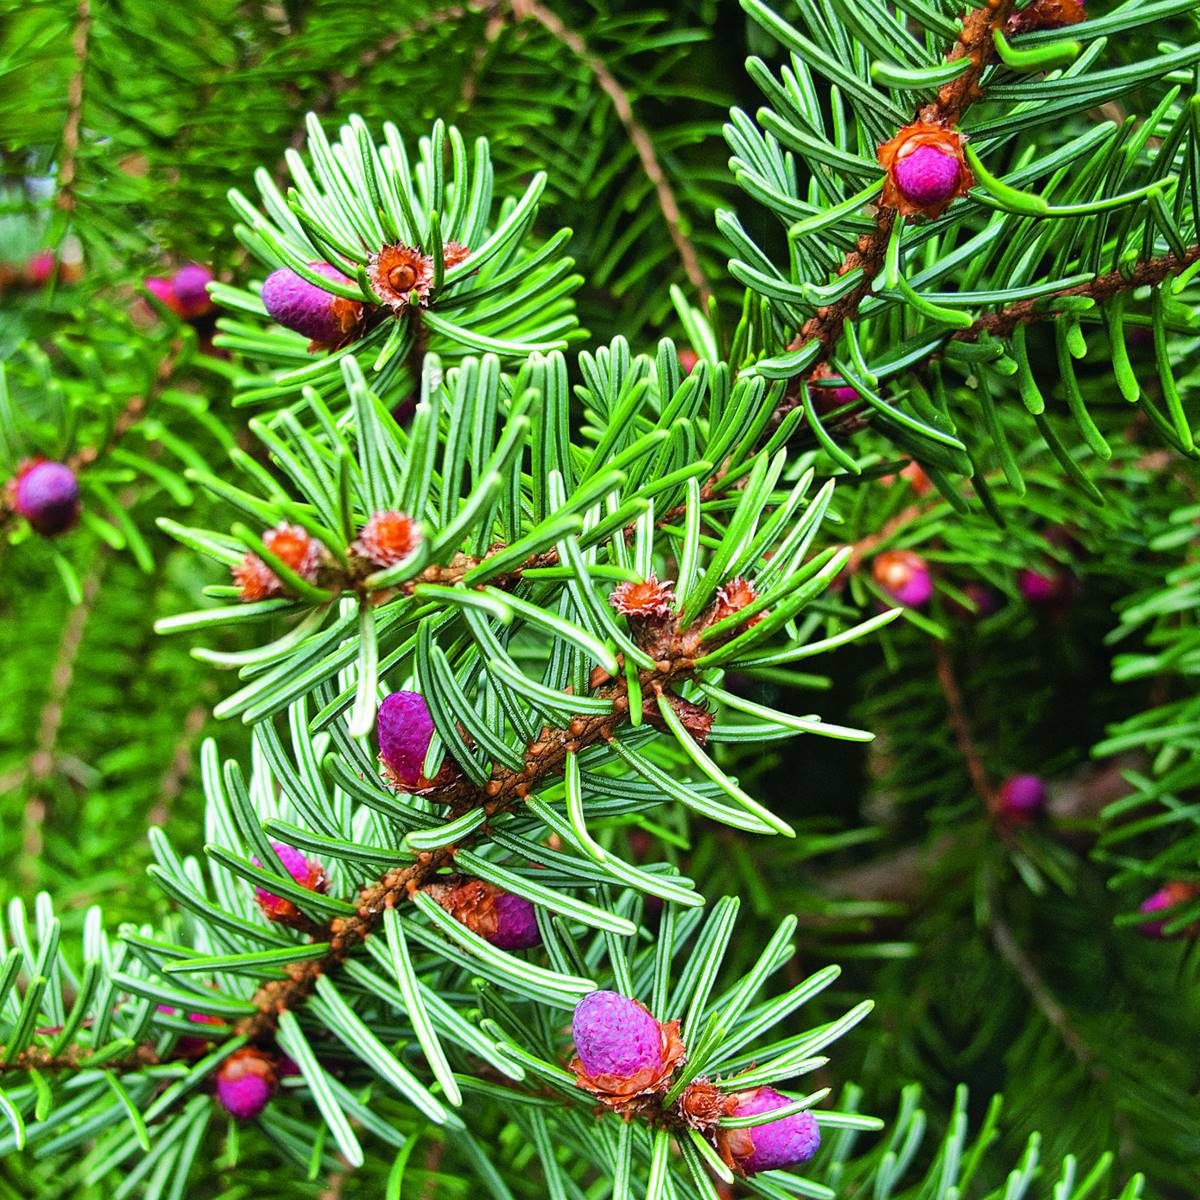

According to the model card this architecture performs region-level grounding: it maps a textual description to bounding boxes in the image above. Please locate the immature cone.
[25,250,59,285]
[717,1087,820,1175]
[146,263,214,318]
[423,878,542,950]
[872,550,933,608]
[12,460,80,536]
[878,123,972,218]
[993,774,1046,824]
[353,509,421,568]
[216,1048,278,1120]
[377,690,441,788]
[803,367,866,430]
[823,382,861,410]
[232,522,324,602]
[1138,882,1200,939]
[251,840,328,926]
[896,461,931,496]
[1018,566,1072,608]
[261,261,365,346]
[570,990,685,1106]
[367,243,434,312]
[441,241,473,271]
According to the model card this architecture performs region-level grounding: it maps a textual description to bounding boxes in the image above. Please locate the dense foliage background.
[1,0,1198,1197]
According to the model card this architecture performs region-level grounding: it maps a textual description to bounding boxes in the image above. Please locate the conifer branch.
[147,703,209,829]
[510,0,714,308]
[932,640,996,809]
[772,0,1017,425]
[56,0,91,214]
[68,347,177,473]
[954,245,1200,341]
[237,609,725,1042]
[274,7,469,181]
[19,555,108,892]
[0,1039,160,1074]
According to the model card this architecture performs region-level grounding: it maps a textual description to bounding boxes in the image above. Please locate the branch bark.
[56,0,91,213]
[509,0,714,308]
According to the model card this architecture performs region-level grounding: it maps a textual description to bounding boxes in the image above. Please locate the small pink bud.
[718,1087,820,1174]
[353,510,421,568]
[216,1048,277,1120]
[156,1005,224,1056]
[873,550,933,608]
[231,522,324,602]
[1138,882,1200,939]
[1018,567,1068,606]
[994,774,1046,824]
[894,144,961,208]
[261,262,364,345]
[377,690,435,788]
[251,841,327,925]
[423,878,542,950]
[25,250,57,285]
[13,460,80,536]
[171,263,214,316]
[610,575,675,620]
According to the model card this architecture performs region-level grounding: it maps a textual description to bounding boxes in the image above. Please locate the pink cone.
[996,774,1046,823]
[377,690,435,788]
[894,144,961,208]
[14,460,80,536]
[721,1087,820,1174]
[571,990,663,1079]
[261,262,359,343]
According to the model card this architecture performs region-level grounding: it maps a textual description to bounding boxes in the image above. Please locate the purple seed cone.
[894,144,961,207]
[490,891,542,951]
[729,1087,821,1173]
[1138,883,1200,938]
[252,840,322,910]
[1138,888,1176,938]
[1018,568,1061,605]
[572,990,663,1079]
[891,566,932,608]
[15,461,80,535]
[144,276,176,307]
[261,262,352,342]
[377,690,435,787]
[216,1050,276,1120]
[172,263,214,311]
[998,774,1046,818]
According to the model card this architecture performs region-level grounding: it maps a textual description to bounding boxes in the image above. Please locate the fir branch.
[510,0,715,308]
[773,0,1019,423]
[237,607,722,1043]
[987,908,1098,1070]
[0,1040,159,1074]
[68,346,178,473]
[56,0,91,214]
[146,703,209,829]
[19,553,108,892]
[273,6,470,184]
[953,245,1200,342]
[932,640,997,809]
